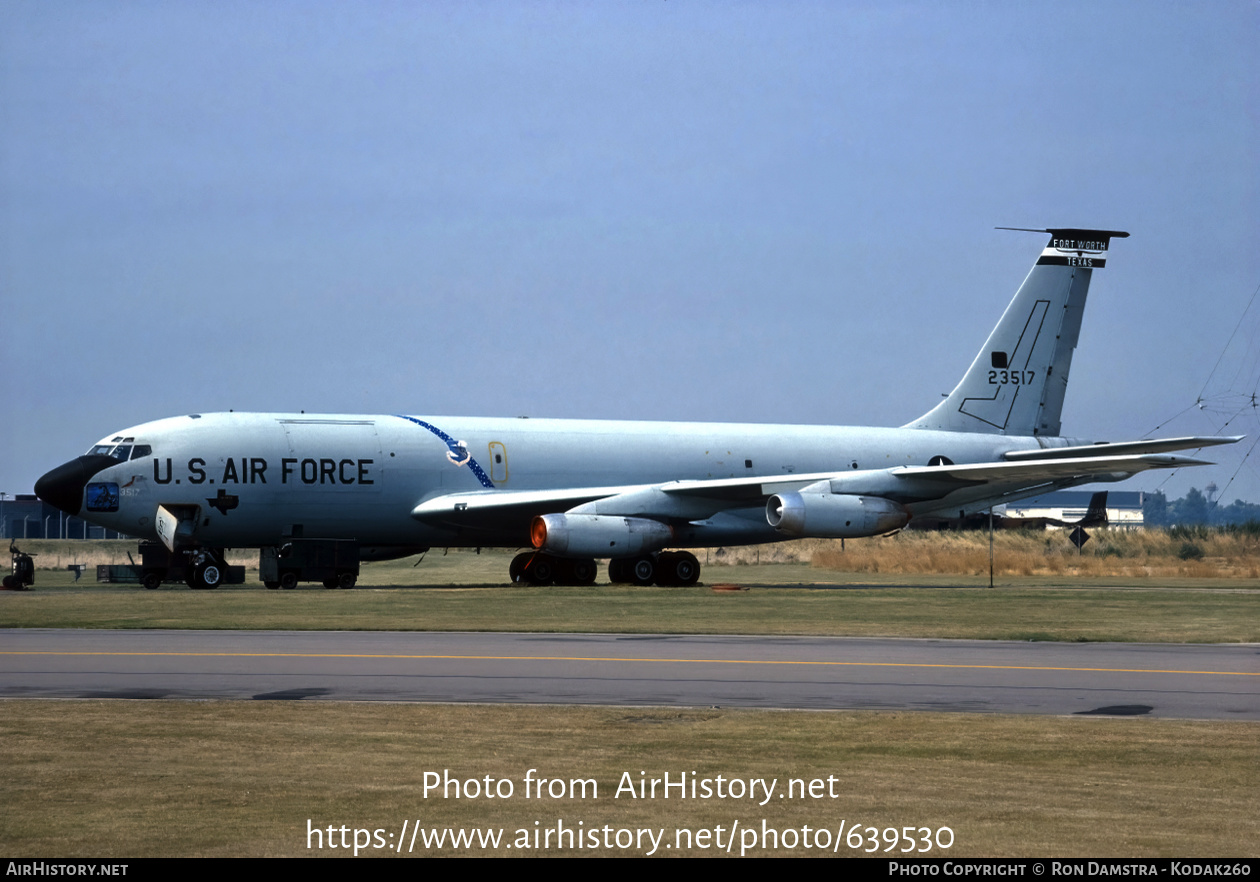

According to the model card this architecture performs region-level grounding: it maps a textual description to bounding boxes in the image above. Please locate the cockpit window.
[89,442,147,462]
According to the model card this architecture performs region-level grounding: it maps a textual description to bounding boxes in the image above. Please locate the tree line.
[1141,488,1260,527]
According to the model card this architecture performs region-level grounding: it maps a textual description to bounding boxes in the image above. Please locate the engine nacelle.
[766,492,909,538]
[531,513,674,558]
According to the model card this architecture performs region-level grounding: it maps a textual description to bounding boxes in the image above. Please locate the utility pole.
[988,508,994,589]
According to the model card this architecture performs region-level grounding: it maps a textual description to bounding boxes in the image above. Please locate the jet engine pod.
[766,492,909,538]
[531,513,674,558]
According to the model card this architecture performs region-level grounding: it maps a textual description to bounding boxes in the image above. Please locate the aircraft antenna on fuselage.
[995,227,1130,239]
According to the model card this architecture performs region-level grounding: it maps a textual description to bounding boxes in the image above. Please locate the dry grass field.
[810,527,1260,579]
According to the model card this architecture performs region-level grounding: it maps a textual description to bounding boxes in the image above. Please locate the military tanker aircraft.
[35,228,1238,589]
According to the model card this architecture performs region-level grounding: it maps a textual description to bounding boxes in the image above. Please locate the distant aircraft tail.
[1076,491,1110,528]
[906,228,1129,437]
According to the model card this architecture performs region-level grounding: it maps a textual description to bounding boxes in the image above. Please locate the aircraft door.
[489,441,508,484]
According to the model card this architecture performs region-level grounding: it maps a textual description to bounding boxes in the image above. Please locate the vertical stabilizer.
[1077,491,1110,528]
[905,228,1128,436]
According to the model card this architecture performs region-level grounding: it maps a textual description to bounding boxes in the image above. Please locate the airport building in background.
[1001,491,1146,529]
[1,494,130,540]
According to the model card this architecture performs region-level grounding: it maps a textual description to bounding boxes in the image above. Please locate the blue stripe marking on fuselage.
[395,415,496,489]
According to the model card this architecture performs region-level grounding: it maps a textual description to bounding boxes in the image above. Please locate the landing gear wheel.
[527,554,555,586]
[337,572,356,589]
[323,578,338,589]
[141,571,162,590]
[280,572,298,590]
[264,580,281,590]
[674,551,700,586]
[202,563,222,589]
[509,552,534,584]
[568,559,597,586]
[556,558,597,586]
[607,558,633,584]
[657,551,700,587]
[630,555,656,587]
[508,552,558,586]
[192,562,222,590]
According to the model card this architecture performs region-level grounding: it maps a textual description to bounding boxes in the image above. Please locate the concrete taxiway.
[1,629,1255,719]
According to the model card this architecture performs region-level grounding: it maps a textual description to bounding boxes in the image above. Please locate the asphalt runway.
[2,629,1256,719]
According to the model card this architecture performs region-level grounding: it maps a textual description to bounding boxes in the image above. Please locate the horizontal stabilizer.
[1002,436,1242,462]
[889,453,1212,485]
[996,228,1130,269]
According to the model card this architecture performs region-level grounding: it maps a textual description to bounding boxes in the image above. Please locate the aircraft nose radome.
[34,455,119,517]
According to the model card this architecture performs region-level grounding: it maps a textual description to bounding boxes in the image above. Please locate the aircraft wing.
[409,473,842,526]
[412,484,656,518]
[412,441,1227,530]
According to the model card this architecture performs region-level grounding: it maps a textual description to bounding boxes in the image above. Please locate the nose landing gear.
[187,550,223,590]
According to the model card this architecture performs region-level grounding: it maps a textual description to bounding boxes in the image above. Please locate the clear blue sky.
[3,2,1257,504]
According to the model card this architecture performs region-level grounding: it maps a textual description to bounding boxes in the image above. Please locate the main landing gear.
[510,550,701,587]
[509,552,598,586]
